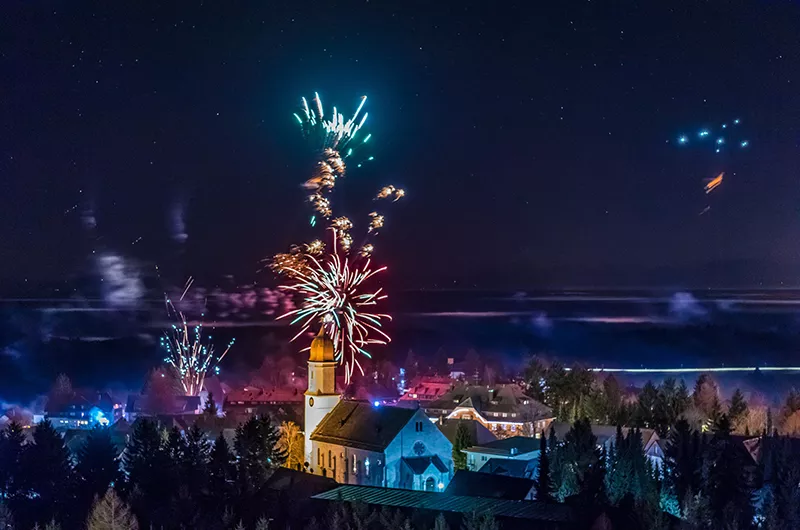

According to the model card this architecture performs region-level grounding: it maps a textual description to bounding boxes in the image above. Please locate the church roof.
[310,400,416,452]
[313,485,576,523]
[402,455,449,474]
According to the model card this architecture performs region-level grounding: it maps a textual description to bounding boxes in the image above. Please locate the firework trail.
[277,231,390,382]
[271,92,405,383]
[160,294,235,396]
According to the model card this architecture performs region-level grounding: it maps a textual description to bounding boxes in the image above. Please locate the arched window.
[425,477,435,492]
[328,450,332,468]
[317,448,321,467]
[365,457,370,478]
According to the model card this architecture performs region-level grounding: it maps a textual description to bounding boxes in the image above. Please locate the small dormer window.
[510,448,518,455]
[523,400,530,405]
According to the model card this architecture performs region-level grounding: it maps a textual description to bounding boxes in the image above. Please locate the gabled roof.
[445,470,535,500]
[313,485,575,523]
[437,419,498,446]
[310,401,416,452]
[262,467,338,497]
[425,384,552,420]
[464,436,540,456]
[478,457,538,480]
[402,455,449,474]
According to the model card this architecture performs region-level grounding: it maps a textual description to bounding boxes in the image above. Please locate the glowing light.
[363,133,372,143]
[734,118,740,125]
[310,215,316,227]
[160,294,235,396]
[740,140,749,148]
[716,138,725,145]
[698,130,710,138]
[373,401,381,407]
[678,135,688,144]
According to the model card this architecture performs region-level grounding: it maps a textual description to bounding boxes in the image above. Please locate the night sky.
[3,1,800,290]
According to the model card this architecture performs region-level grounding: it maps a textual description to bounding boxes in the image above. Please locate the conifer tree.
[728,389,748,431]
[76,427,122,510]
[123,419,172,529]
[0,421,26,497]
[452,422,471,471]
[235,415,285,495]
[13,419,74,529]
[534,432,553,502]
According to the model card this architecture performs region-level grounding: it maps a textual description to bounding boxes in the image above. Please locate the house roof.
[399,379,452,402]
[313,485,575,523]
[225,386,303,404]
[437,419,498,446]
[464,436,540,456]
[478,457,538,480]
[46,390,114,415]
[310,401,416,452]
[402,455,449,474]
[549,422,657,448]
[425,384,552,420]
[262,467,338,497]
[445,470,535,500]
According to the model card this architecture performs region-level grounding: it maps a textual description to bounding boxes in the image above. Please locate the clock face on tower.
[308,397,314,407]
[413,441,426,456]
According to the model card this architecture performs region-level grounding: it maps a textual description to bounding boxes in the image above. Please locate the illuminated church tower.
[304,327,340,465]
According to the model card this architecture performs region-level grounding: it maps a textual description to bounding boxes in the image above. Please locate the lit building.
[424,384,554,437]
[46,390,117,430]
[305,330,454,491]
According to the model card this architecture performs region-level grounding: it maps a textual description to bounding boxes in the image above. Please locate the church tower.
[304,327,340,466]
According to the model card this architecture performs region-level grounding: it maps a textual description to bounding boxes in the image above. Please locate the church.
[303,329,454,491]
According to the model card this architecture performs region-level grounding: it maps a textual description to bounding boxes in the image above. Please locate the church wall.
[384,408,454,491]
[310,439,386,487]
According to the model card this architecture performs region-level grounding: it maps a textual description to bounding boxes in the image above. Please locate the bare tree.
[86,489,138,530]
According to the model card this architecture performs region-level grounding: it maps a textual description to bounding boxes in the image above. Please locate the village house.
[424,384,554,437]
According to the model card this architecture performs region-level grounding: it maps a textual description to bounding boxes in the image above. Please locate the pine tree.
[254,516,271,530]
[76,427,122,510]
[703,415,755,528]
[432,513,450,530]
[86,489,139,530]
[0,421,26,497]
[235,415,286,495]
[13,419,74,529]
[452,422,471,471]
[550,419,600,501]
[664,418,703,511]
[635,382,658,429]
[123,419,172,529]
[207,433,236,514]
[182,424,210,499]
[728,389,748,432]
[534,432,553,502]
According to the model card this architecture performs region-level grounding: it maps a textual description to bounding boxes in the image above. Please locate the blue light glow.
[373,400,381,407]
[740,140,749,148]
[734,118,740,125]
[678,135,688,144]
[698,130,710,138]
[716,138,725,145]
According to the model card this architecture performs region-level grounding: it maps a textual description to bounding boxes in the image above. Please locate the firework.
[368,212,384,233]
[278,233,390,382]
[271,93,406,384]
[704,172,724,194]
[160,296,235,396]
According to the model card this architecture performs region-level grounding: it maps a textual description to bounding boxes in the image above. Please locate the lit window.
[353,455,357,474]
[511,413,517,418]
[365,458,370,477]
[502,413,508,418]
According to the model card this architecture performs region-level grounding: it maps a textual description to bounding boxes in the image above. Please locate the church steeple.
[304,327,341,468]
[309,326,335,362]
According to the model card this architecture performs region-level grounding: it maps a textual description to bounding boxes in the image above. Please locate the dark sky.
[3,1,800,290]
